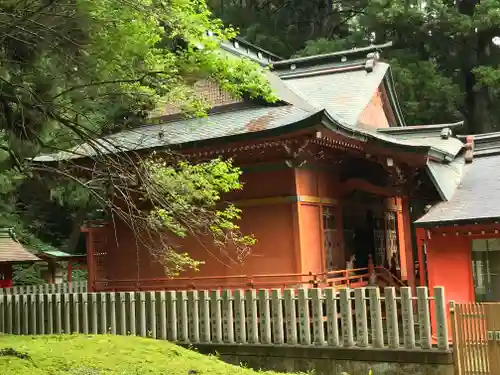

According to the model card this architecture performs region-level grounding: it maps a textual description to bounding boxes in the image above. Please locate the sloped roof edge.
[321,110,447,159]
[272,42,393,70]
[219,37,282,66]
[378,121,465,134]
[382,66,406,127]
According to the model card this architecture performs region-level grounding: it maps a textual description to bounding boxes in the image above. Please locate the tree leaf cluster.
[0,0,277,281]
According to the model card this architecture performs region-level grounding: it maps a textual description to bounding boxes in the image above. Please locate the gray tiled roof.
[34,105,314,162]
[415,154,500,226]
[281,63,390,125]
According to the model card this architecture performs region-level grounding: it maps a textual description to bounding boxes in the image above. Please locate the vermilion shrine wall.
[417,227,476,341]
[91,167,303,290]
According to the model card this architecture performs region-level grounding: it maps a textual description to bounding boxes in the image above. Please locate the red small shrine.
[415,132,500,304]
[37,250,87,284]
[34,39,471,294]
[0,228,41,288]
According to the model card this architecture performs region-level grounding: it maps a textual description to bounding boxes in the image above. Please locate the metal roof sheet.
[34,105,313,162]
[0,230,40,263]
[426,156,465,201]
[339,125,463,161]
[388,136,463,160]
[38,250,85,259]
[281,62,390,126]
[415,153,500,226]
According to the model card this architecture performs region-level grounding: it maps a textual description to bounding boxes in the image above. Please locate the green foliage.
[0,0,279,282]
[144,157,255,275]
[292,1,464,127]
[12,265,45,286]
[209,0,370,57]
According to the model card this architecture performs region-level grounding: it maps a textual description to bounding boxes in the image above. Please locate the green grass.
[0,334,285,375]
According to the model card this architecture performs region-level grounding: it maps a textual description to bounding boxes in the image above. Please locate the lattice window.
[372,214,386,266]
[323,206,342,271]
[92,230,108,281]
[384,211,398,265]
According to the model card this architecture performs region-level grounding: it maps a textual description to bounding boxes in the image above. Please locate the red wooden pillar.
[415,228,427,286]
[84,228,95,292]
[396,197,415,289]
[67,261,73,283]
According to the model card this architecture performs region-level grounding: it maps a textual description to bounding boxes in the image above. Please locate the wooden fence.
[451,302,492,375]
[0,286,449,351]
[0,282,87,295]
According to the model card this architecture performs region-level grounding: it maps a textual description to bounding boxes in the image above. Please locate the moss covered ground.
[0,334,286,375]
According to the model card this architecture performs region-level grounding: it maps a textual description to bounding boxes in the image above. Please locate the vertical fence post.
[29,294,37,334]
[47,293,54,335]
[449,301,460,370]
[339,288,354,347]
[138,292,147,337]
[13,295,20,335]
[177,291,189,342]
[0,294,5,333]
[297,288,311,345]
[384,287,399,348]
[222,290,235,344]
[128,292,136,336]
[258,289,272,344]
[119,293,126,336]
[99,292,108,335]
[148,292,157,339]
[400,287,416,349]
[159,292,167,340]
[271,289,284,344]
[310,288,325,345]
[210,290,222,343]
[354,288,368,347]
[368,287,384,348]
[283,289,298,345]
[55,294,62,334]
[37,294,45,335]
[245,289,258,344]
[22,295,29,334]
[233,289,246,344]
[199,291,211,343]
[416,287,432,349]
[187,291,200,343]
[63,293,71,334]
[90,293,98,334]
[325,288,339,347]
[109,293,117,335]
[434,286,450,350]
[166,291,177,341]
[71,294,80,334]
[6,295,12,334]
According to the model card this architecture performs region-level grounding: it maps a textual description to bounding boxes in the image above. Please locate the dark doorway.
[352,210,376,269]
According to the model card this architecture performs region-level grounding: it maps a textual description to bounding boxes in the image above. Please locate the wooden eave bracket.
[464,135,474,163]
[283,139,310,168]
